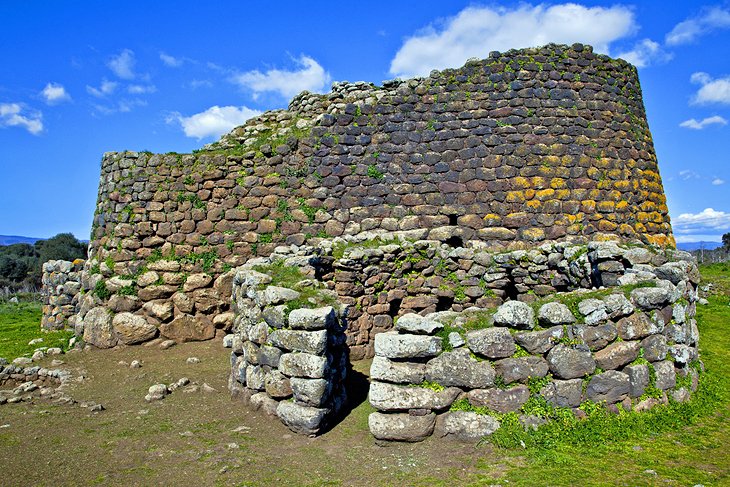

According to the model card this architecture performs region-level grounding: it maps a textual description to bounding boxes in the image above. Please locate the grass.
[0,299,74,361]
[253,259,338,313]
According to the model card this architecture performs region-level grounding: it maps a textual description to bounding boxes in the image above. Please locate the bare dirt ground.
[0,340,508,486]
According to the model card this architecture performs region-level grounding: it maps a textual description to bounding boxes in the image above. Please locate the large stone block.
[279,352,329,379]
[369,381,460,412]
[159,314,215,342]
[370,356,426,384]
[277,400,329,436]
[514,326,564,354]
[112,312,157,345]
[374,332,442,359]
[546,344,596,379]
[82,306,117,348]
[540,379,583,407]
[425,348,496,388]
[434,411,500,441]
[585,370,630,404]
[494,356,549,384]
[368,412,436,442]
[268,329,328,355]
[493,301,535,329]
[468,385,530,413]
[288,307,336,330]
[593,341,640,370]
[466,328,515,359]
[394,313,444,335]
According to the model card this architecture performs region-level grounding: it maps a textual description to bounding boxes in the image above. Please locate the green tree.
[723,232,730,250]
[34,233,87,264]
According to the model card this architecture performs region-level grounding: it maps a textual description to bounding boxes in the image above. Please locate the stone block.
[374,332,442,359]
[466,328,515,359]
[368,412,436,442]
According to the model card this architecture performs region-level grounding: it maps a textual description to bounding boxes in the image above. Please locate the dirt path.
[0,340,506,486]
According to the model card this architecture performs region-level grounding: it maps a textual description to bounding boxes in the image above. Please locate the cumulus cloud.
[169,105,261,139]
[231,55,330,99]
[615,39,672,68]
[690,72,730,105]
[389,4,637,78]
[86,79,118,98]
[0,103,43,135]
[40,82,71,105]
[673,208,730,237]
[679,115,728,129]
[108,49,136,79]
[666,6,730,46]
[712,178,726,185]
[127,84,157,94]
[160,52,183,67]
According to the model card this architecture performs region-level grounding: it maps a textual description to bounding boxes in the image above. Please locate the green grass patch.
[0,300,74,360]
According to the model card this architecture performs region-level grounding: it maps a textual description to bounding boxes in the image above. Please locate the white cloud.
[673,208,730,235]
[169,105,261,139]
[232,55,330,99]
[679,115,728,129]
[40,82,71,105]
[666,6,730,46]
[679,170,700,180]
[92,98,146,116]
[160,52,182,67]
[690,72,730,105]
[108,49,136,79]
[712,178,726,185]
[389,4,637,78]
[127,84,157,94]
[0,103,43,135]
[86,79,118,98]
[616,39,672,68]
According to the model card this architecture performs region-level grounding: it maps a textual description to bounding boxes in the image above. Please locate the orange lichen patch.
[597,179,612,190]
[525,199,542,210]
[607,190,623,201]
[587,167,601,179]
[618,223,636,235]
[597,201,615,213]
[613,180,631,191]
[634,222,647,233]
[588,189,602,200]
[640,201,656,212]
[553,189,569,200]
[524,188,536,200]
[581,200,596,213]
[567,224,583,235]
[594,233,622,242]
[550,178,567,189]
[512,176,530,189]
[483,214,502,226]
[656,203,669,214]
[607,168,623,180]
[598,220,618,231]
[530,176,547,188]
[616,200,630,212]
[535,188,555,201]
[647,234,676,248]
[506,191,526,203]
[520,227,546,241]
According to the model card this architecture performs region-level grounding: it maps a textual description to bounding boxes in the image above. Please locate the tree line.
[0,233,87,291]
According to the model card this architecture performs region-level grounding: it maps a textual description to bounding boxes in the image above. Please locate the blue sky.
[1,1,729,243]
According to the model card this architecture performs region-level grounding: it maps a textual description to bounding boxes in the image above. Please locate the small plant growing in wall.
[367,164,384,180]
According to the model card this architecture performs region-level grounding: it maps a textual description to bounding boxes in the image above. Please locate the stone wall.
[227,257,348,435]
[41,259,85,330]
[77,43,674,348]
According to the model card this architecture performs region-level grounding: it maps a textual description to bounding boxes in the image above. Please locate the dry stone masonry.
[41,259,85,330]
[34,43,705,441]
[66,43,675,351]
[227,254,348,435]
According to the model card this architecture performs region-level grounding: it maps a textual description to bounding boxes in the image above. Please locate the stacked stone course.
[73,44,674,349]
[41,259,85,330]
[227,254,348,435]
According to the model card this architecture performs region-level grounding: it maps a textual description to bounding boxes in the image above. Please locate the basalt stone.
[264,370,292,398]
[653,360,676,390]
[262,305,288,329]
[625,364,649,397]
[640,334,668,362]
[112,312,158,345]
[593,340,640,370]
[279,352,328,379]
[494,356,549,384]
[546,344,596,379]
[540,378,583,407]
[537,303,576,326]
[257,345,283,367]
[434,411,500,441]
[631,287,672,311]
[514,326,564,354]
[277,401,329,436]
[573,323,617,351]
[290,377,331,407]
[668,344,693,365]
[467,328,515,359]
[370,356,426,384]
[603,294,634,319]
[374,332,442,359]
[288,307,336,330]
[369,381,460,412]
[578,298,608,325]
[586,370,630,404]
[159,314,215,342]
[82,307,117,348]
[468,385,530,413]
[493,301,535,330]
[250,392,279,416]
[395,313,444,335]
[617,312,662,340]
[268,329,328,355]
[246,365,266,390]
[425,348,496,388]
[259,286,301,306]
[368,412,436,442]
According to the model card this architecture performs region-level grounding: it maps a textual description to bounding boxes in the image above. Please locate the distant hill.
[677,241,722,251]
[0,235,43,246]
